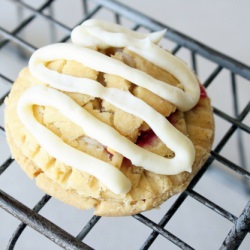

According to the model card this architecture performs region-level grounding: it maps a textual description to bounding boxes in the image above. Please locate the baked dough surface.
[5,49,214,216]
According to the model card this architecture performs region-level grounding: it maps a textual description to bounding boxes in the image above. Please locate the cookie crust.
[5,52,214,216]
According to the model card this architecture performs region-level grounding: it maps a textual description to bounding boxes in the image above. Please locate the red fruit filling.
[200,84,207,98]
[136,129,156,147]
[135,84,207,149]
[104,147,113,160]
[167,113,176,126]
[136,113,178,147]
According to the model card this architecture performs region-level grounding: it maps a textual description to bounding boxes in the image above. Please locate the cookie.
[5,19,214,216]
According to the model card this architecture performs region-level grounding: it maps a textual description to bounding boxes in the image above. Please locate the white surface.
[0,0,249,250]
[120,0,250,65]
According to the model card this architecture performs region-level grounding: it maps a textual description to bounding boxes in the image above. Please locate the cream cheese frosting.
[17,19,200,194]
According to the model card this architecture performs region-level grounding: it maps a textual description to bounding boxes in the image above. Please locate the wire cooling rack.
[0,0,249,249]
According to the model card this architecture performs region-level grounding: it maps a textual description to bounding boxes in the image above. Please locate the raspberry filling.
[200,84,207,98]
[136,112,178,148]
[167,113,176,126]
[105,147,113,160]
[136,129,157,147]
[134,86,207,149]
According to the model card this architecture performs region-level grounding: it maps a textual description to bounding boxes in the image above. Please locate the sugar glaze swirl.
[17,20,200,194]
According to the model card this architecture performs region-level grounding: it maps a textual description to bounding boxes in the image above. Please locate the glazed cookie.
[5,20,214,216]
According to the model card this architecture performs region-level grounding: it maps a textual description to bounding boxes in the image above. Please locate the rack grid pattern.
[0,0,249,249]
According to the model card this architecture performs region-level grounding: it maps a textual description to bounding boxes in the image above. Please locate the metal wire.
[220,200,250,250]
[7,194,51,250]
[0,190,93,250]
[0,0,249,249]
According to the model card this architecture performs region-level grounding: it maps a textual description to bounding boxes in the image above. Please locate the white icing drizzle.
[17,19,200,194]
[71,19,200,111]
[17,85,131,194]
